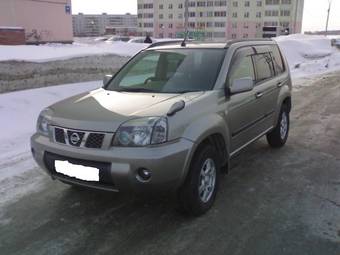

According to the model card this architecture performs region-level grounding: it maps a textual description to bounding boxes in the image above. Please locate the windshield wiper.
[117,88,158,93]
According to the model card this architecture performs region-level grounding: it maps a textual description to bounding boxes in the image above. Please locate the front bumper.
[30,133,194,193]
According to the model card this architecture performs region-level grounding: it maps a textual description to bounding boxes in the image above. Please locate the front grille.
[85,133,105,148]
[55,128,66,144]
[53,127,107,149]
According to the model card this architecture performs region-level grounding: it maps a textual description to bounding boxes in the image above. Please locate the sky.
[72,0,339,32]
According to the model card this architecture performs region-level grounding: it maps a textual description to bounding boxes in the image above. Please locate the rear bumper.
[30,133,194,193]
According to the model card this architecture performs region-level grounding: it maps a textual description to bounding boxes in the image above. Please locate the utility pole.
[325,0,332,35]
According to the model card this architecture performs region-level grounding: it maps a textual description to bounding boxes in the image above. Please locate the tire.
[177,144,220,216]
[266,105,290,148]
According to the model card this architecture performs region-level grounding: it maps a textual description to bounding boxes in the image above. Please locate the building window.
[282,0,291,4]
[215,22,226,27]
[207,1,214,6]
[207,11,213,17]
[215,1,227,6]
[244,12,250,18]
[257,1,262,6]
[232,12,238,18]
[244,23,249,29]
[232,22,237,29]
[189,1,196,7]
[143,23,153,28]
[243,34,249,38]
[169,14,173,19]
[197,1,206,7]
[206,22,213,28]
[178,3,183,9]
[232,34,237,39]
[178,13,183,19]
[280,10,291,16]
[189,12,196,17]
[169,23,173,28]
[189,22,195,28]
[245,1,250,7]
[265,0,280,5]
[256,12,262,18]
[214,11,227,17]
[265,10,279,16]
[233,1,238,7]
[169,4,173,9]
[159,4,163,9]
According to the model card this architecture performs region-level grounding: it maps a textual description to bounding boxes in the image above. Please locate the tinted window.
[228,48,255,86]
[270,45,285,74]
[253,53,275,82]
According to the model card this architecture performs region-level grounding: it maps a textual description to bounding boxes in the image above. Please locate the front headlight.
[113,117,168,147]
[37,109,52,136]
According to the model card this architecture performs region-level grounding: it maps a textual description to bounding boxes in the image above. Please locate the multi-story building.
[137,0,304,41]
[73,13,137,37]
[0,0,73,44]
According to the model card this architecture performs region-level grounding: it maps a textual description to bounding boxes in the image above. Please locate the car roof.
[146,38,276,51]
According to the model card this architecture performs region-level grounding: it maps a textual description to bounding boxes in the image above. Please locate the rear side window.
[252,53,275,83]
[270,45,285,74]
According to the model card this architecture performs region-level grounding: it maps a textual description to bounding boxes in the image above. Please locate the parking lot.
[1,72,340,255]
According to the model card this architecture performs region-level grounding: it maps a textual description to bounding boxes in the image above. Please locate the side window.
[270,45,285,74]
[252,52,275,83]
[228,48,255,86]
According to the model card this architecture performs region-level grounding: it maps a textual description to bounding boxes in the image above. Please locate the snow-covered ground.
[0,42,146,62]
[274,34,340,79]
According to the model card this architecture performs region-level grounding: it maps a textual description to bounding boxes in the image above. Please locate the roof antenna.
[181,31,189,47]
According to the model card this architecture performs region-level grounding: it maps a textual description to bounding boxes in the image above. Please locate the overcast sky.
[72,0,339,32]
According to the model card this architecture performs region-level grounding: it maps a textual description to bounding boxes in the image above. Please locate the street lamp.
[325,0,332,35]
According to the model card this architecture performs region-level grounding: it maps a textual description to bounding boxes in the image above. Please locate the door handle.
[255,92,263,99]
[277,82,284,88]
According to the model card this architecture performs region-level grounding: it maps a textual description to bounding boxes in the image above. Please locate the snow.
[0,42,146,62]
[0,81,101,169]
[274,34,340,79]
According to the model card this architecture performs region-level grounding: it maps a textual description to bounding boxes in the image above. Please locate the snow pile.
[275,34,340,78]
[0,42,147,62]
[0,81,101,165]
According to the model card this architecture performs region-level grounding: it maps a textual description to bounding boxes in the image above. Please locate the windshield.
[105,48,226,93]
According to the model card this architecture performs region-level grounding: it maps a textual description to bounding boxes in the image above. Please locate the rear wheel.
[267,105,290,148]
[177,144,220,216]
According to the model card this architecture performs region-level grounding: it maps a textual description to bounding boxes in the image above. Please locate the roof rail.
[147,39,185,49]
[225,38,273,48]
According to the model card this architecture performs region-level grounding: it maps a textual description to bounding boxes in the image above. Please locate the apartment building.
[137,0,304,40]
[0,0,73,44]
[73,13,137,37]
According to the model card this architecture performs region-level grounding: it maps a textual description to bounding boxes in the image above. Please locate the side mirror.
[229,77,254,95]
[103,74,113,86]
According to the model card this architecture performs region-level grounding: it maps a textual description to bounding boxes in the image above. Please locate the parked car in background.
[31,39,292,216]
[105,36,131,43]
[128,37,153,44]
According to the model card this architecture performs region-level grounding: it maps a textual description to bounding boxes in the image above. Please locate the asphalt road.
[1,72,340,255]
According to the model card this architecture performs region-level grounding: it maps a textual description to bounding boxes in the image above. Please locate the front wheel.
[177,144,220,216]
[267,106,290,148]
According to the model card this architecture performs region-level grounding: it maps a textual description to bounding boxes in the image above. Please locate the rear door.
[251,46,279,131]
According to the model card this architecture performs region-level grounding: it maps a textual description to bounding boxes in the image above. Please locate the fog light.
[137,168,152,182]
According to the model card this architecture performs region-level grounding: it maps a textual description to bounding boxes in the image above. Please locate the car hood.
[49,88,204,132]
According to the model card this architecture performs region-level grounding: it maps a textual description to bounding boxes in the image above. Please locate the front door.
[225,47,265,153]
